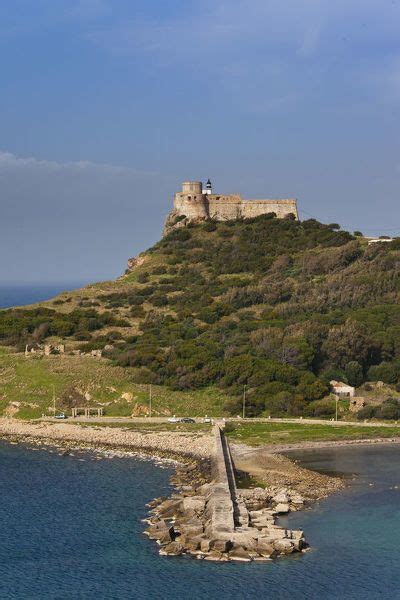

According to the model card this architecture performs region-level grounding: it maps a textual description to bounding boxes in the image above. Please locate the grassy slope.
[0,347,228,419]
[225,421,400,446]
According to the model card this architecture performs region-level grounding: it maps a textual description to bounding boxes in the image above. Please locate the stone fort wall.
[207,197,298,221]
[172,182,298,223]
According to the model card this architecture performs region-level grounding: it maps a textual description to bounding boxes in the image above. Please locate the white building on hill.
[330,380,355,398]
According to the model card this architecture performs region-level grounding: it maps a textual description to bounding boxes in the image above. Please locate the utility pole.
[242,384,247,419]
[52,384,56,418]
[149,384,152,418]
[335,394,338,422]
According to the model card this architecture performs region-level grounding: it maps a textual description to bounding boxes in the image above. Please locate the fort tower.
[165,180,299,234]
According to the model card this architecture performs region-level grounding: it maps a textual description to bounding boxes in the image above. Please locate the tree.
[368,361,400,384]
[322,319,380,369]
[345,361,363,387]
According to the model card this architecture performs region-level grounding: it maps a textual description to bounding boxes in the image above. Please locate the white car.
[168,416,180,423]
[203,416,213,424]
[55,412,67,419]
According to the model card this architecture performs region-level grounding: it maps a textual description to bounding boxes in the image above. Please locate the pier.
[148,423,306,561]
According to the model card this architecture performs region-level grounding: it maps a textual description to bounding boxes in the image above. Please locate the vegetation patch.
[225,422,400,446]
[0,353,228,419]
[2,216,400,419]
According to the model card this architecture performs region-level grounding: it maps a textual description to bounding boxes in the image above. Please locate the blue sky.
[1,0,399,283]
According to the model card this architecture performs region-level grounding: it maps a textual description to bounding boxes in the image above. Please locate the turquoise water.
[1,441,399,599]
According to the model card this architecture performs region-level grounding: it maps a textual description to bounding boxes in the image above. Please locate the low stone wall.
[205,425,235,536]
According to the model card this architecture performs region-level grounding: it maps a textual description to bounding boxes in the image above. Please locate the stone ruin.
[25,343,65,357]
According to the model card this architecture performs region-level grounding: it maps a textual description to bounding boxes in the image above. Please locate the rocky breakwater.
[144,424,307,562]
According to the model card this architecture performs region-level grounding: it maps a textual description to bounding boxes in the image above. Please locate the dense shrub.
[358,398,400,421]
[0,307,129,346]
[3,215,400,418]
[345,361,364,387]
[367,361,400,384]
[137,272,150,283]
[304,398,336,418]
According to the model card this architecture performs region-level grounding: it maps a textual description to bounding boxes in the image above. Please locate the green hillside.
[0,347,227,419]
[1,216,400,419]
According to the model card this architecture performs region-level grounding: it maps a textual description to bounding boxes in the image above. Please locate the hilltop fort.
[164,180,299,234]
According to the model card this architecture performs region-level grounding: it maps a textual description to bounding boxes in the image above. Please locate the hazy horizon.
[1,0,399,283]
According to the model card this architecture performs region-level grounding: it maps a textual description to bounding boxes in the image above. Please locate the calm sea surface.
[0,283,86,308]
[0,441,399,600]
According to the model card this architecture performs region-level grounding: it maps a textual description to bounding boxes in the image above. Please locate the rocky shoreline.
[144,476,309,561]
[0,418,213,461]
[142,425,344,563]
[0,418,348,563]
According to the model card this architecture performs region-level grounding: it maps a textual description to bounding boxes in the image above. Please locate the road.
[42,416,400,428]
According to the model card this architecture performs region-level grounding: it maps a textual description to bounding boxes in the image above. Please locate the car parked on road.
[181,417,196,424]
[167,416,180,423]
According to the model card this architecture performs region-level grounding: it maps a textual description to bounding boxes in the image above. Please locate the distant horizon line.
[0,281,91,288]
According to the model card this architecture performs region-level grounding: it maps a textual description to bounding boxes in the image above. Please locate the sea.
[1,287,400,599]
[0,442,399,600]
[0,283,86,308]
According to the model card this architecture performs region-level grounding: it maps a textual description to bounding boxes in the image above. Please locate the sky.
[0,0,399,284]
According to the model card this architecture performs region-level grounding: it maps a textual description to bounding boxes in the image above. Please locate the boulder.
[256,539,278,558]
[229,545,252,562]
[204,550,224,561]
[272,525,289,536]
[160,541,184,556]
[288,530,305,551]
[180,485,194,493]
[274,539,295,555]
[157,498,182,519]
[182,496,206,516]
[144,520,174,541]
[260,526,287,540]
[290,494,305,506]
[273,503,290,514]
[196,482,213,495]
[290,529,304,541]
[273,490,289,504]
[157,528,175,545]
[238,488,272,511]
[146,497,164,508]
[249,509,274,520]
[291,537,305,551]
[250,510,275,528]
[200,538,212,553]
[231,531,258,550]
[179,523,204,537]
[184,536,202,552]
[211,539,232,553]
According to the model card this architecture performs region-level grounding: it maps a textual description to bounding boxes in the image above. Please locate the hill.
[1,216,400,419]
